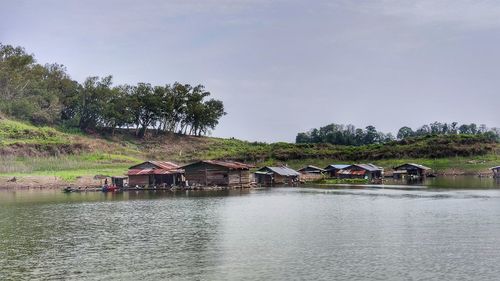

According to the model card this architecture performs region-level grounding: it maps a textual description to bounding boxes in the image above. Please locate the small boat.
[63,186,73,193]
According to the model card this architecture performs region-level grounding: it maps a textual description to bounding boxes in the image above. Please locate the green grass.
[0,117,498,183]
[0,119,66,145]
[0,153,142,181]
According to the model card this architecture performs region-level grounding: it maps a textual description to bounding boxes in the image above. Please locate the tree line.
[296,122,500,146]
[0,43,225,138]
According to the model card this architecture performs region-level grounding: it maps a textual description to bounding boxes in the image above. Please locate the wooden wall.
[184,162,250,187]
[299,173,323,181]
[129,175,149,186]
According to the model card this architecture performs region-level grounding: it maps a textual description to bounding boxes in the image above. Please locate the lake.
[1,177,500,280]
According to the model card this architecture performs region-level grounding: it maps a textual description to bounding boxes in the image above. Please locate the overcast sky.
[1,0,499,142]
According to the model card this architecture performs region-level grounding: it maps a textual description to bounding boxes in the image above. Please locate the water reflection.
[1,184,500,280]
[385,175,500,189]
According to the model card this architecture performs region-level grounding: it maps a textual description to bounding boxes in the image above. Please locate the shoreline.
[0,172,497,191]
[0,175,102,191]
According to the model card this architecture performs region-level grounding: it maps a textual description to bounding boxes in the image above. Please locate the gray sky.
[1,0,499,142]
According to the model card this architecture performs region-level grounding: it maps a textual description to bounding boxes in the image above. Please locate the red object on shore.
[102,185,118,192]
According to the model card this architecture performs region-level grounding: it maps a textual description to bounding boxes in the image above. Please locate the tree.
[76,76,113,131]
[131,83,162,138]
[397,126,414,140]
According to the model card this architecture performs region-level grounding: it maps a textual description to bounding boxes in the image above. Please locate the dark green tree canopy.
[0,43,226,138]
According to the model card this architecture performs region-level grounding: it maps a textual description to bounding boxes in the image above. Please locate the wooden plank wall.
[184,162,251,187]
[129,175,149,186]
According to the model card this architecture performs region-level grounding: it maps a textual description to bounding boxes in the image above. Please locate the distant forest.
[0,43,225,137]
[296,122,500,146]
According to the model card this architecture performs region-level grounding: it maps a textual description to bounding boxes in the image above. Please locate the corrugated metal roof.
[183,160,252,170]
[338,170,366,175]
[324,164,350,171]
[350,163,383,172]
[394,163,431,170]
[129,161,180,170]
[127,168,184,176]
[150,161,181,170]
[298,165,325,173]
[259,166,300,176]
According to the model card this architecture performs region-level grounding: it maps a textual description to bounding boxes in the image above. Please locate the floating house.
[128,161,184,187]
[111,176,127,188]
[323,164,350,178]
[492,166,500,178]
[297,165,325,181]
[393,163,431,178]
[182,160,252,188]
[338,164,383,180]
[255,166,301,185]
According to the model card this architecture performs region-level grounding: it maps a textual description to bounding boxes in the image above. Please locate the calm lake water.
[1,177,500,280]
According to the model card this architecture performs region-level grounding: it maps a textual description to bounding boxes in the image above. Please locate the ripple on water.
[1,187,500,280]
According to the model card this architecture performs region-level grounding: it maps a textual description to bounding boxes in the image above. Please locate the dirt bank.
[0,175,102,190]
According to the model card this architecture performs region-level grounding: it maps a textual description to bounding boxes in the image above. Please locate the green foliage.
[0,119,64,144]
[0,43,226,138]
[181,134,498,165]
[296,123,394,146]
[297,122,499,146]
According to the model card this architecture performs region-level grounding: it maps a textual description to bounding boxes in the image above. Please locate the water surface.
[1,180,500,280]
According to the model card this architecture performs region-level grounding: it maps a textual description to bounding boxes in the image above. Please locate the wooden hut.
[492,166,500,178]
[393,163,431,179]
[128,161,184,187]
[338,164,383,180]
[255,166,301,186]
[297,165,325,181]
[323,164,350,178]
[182,160,252,188]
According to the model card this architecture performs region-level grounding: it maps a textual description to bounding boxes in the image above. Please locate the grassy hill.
[0,116,498,183]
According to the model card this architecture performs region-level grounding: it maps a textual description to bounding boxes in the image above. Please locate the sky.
[1,0,499,142]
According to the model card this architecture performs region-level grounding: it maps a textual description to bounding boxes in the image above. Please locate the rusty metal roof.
[127,168,184,176]
[129,161,180,170]
[338,170,366,175]
[183,160,252,170]
[148,161,180,170]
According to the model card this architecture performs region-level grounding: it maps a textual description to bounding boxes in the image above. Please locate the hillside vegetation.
[0,117,498,181]
[1,43,498,184]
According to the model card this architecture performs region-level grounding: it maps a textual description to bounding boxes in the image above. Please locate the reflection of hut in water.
[393,163,432,179]
[338,164,383,180]
[128,161,184,187]
[297,165,325,181]
[323,164,350,178]
[255,166,301,186]
[492,166,500,178]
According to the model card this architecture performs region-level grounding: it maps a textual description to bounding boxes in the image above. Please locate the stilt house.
[255,166,301,185]
[338,164,383,180]
[297,165,325,181]
[128,161,184,187]
[182,160,252,188]
[393,163,431,178]
[323,164,350,178]
[492,166,500,178]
